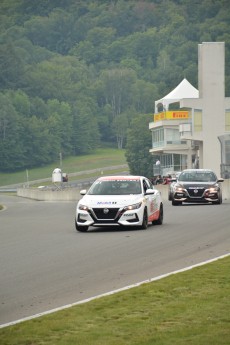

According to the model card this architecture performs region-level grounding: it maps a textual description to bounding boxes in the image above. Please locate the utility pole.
[59,152,62,170]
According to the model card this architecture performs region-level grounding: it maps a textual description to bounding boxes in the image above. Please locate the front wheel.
[212,195,222,205]
[140,209,148,230]
[153,204,163,225]
[168,191,172,201]
[75,220,88,232]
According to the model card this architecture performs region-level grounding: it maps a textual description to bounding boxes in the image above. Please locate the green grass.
[1,256,229,345]
[0,148,127,186]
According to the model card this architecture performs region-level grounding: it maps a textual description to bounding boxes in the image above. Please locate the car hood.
[177,181,217,189]
[79,194,143,207]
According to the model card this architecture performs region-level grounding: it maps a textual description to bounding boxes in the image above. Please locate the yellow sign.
[154,111,189,122]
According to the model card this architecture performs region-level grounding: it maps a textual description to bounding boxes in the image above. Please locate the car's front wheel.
[168,191,172,201]
[153,203,163,225]
[140,208,148,229]
[75,220,88,232]
[212,193,222,205]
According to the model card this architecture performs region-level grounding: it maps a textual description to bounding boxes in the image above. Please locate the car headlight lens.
[209,187,218,193]
[175,186,184,192]
[124,202,142,211]
[78,204,89,211]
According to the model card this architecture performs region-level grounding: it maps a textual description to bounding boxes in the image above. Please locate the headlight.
[175,186,184,192]
[124,202,142,211]
[209,187,218,193]
[78,204,89,211]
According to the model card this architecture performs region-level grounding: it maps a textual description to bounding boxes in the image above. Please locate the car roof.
[181,169,215,173]
[97,175,142,181]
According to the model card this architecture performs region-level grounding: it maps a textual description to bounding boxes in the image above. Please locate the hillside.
[0,0,229,172]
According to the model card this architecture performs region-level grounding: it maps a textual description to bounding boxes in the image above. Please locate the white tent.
[155,78,199,112]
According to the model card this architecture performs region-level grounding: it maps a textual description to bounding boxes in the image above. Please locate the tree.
[72,98,100,155]
[112,112,128,149]
[0,42,25,90]
[21,115,60,168]
[0,0,230,172]
[125,114,153,178]
[0,93,25,171]
[133,80,158,114]
[100,68,136,118]
[47,99,73,155]
[25,55,90,102]
[24,9,76,54]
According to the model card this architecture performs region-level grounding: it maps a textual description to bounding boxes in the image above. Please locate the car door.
[143,178,158,218]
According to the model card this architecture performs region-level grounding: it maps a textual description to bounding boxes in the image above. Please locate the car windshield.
[178,171,216,182]
[88,179,142,195]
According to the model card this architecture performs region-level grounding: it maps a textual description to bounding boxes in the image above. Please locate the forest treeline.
[0,0,229,172]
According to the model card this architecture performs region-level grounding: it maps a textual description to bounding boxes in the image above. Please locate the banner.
[154,111,189,122]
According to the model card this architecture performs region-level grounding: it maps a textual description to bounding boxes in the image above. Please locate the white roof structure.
[155,78,199,112]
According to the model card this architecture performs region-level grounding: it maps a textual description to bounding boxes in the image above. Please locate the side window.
[146,178,154,189]
[143,180,148,193]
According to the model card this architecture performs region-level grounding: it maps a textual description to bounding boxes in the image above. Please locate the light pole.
[59,152,62,170]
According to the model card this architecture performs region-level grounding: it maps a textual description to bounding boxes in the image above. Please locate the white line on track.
[1,252,229,329]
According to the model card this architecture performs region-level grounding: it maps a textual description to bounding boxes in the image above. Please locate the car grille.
[91,208,120,220]
[187,187,205,197]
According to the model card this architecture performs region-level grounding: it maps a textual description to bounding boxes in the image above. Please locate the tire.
[211,191,223,205]
[212,195,222,205]
[153,204,163,225]
[220,193,223,204]
[168,192,172,201]
[140,208,148,230]
[75,220,88,232]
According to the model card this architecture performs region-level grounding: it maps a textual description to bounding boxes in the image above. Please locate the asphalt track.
[0,194,230,326]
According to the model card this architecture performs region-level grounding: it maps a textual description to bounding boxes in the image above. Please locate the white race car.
[75,175,163,232]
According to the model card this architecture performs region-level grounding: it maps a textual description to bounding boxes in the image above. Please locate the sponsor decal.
[154,111,189,122]
[97,201,117,205]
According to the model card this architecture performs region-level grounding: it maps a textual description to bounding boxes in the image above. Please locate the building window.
[225,110,230,131]
[152,128,164,148]
[165,128,180,144]
[194,110,202,132]
[152,153,187,176]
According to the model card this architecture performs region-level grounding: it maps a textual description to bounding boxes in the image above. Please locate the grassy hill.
[0,149,127,187]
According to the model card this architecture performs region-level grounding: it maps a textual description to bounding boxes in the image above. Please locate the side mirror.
[80,189,87,195]
[217,178,224,183]
[169,178,177,183]
[145,188,156,195]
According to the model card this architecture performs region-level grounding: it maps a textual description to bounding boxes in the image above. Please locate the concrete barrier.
[17,179,230,202]
[17,187,82,202]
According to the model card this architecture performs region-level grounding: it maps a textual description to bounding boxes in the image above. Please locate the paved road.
[0,194,230,325]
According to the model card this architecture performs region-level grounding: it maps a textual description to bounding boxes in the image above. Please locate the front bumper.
[76,206,144,227]
[173,188,220,203]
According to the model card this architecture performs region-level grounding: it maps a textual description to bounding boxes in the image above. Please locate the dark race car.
[171,169,224,206]
[168,171,181,201]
